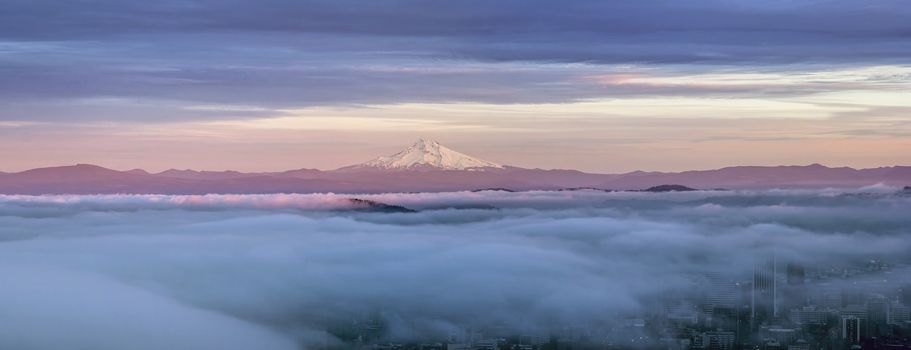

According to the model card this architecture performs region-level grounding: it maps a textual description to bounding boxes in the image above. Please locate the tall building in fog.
[867,296,888,338]
[705,272,740,328]
[889,301,910,325]
[782,262,806,317]
[752,254,778,326]
[842,316,861,345]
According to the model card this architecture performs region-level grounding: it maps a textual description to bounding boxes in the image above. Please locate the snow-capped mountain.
[348,138,503,171]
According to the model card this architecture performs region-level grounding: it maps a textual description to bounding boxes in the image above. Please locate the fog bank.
[1,188,909,349]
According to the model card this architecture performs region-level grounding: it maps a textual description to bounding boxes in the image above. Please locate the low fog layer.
[1,188,909,349]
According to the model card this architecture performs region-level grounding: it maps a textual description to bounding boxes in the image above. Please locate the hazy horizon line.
[4,161,909,175]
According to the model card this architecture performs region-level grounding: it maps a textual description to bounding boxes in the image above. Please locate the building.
[787,339,810,350]
[782,263,807,316]
[760,327,797,346]
[889,301,910,325]
[704,273,742,330]
[753,254,779,326]
[867,296,889,337]
[692,331,736,350]
[707,273,740,309]
[842,316,861,345]
[790,306,829,325]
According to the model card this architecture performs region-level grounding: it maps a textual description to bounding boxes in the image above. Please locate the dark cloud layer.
[1,0,910,120]
[3,1,909,63]
[1,188,909,349]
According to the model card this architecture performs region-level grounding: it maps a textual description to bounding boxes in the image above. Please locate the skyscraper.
[841,316,861,345]
[783,263,807,316]
[752,254,778,326]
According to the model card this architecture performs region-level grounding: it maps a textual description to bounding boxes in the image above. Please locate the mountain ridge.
[1,139,909,194]
[2,162,908,195]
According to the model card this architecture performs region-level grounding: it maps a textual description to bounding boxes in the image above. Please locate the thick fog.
[1,187,910,349]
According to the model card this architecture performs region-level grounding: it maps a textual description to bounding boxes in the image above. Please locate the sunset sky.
[2,0,910,173]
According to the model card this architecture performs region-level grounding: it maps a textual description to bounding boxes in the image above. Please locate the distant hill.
[642,185,697,192]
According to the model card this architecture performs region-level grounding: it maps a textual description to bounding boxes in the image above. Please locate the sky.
[1,188,910,348]
[1,0,910,173]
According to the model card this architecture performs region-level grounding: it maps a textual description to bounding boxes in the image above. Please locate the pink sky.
[3,2,910,173]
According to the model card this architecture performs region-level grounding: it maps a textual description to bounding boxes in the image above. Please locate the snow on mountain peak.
[357,138,503,170]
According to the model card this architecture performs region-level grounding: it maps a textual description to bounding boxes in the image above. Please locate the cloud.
[0,188,910,348]
[2,1,910,174]
[0,266,297,350]
[2,1,909,64]
[2,1,910,120]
